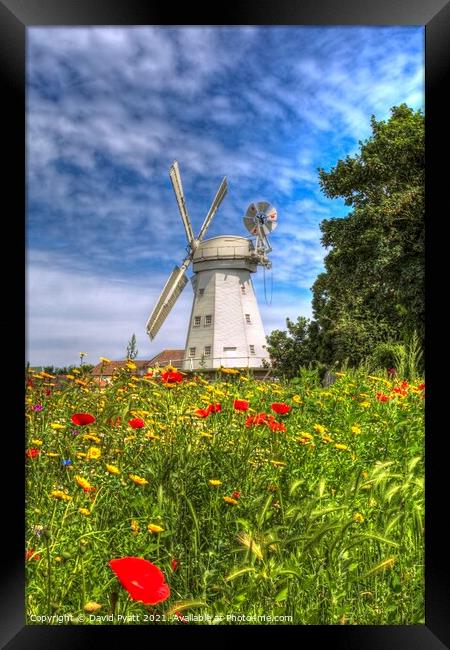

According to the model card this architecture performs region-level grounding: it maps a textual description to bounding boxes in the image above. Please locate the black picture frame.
[3,0,448,647]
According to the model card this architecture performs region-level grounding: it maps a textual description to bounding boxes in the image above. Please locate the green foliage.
[393,331,423,381]
[265,317,319,379]
[126,333,139,360]
[311,104,424,367]
[370,342,405,371]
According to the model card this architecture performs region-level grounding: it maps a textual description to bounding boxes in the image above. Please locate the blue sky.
[26,26,424,367]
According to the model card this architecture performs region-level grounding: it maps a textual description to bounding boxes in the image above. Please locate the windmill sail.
[146,266,189,340]
[197,177,228,243]
[169,161,195,247]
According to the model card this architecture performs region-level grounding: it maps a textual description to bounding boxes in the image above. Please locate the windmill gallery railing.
[166,356,270,370]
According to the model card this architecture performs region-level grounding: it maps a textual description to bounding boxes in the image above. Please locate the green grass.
[25,366,424,625]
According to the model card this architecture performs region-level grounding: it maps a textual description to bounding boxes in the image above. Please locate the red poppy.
[208,403,222,413]
[376,392,390,402]
[271,402,291,415]
[195,408,210,418]
[144,371,153,379]
[417,383,425,391]
[83,486,96,493]
[71,413,96,426]
[45,389,52,396]
[128,417,145,429]
[25,549,41,561]
[269,420,286,432]
[232,491,241,499]
[25,448,40,459]
[27,379,34,388]
[233,399,249,411]
[245,412,268,427]
[171,558,178,572]
[109,557,170,605]
[161,371,183,384]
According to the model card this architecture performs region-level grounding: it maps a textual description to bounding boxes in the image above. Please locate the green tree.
[312,104,424,366]
[126,333,139,360]
[265,317,317,378]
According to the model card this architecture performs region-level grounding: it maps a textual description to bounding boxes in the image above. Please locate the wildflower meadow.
[25,363,424,625]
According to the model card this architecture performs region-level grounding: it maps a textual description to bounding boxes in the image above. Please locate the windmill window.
[205,315,212,326]
[193,315,201,327]
[189,347,196,357]
[204,346,211,357]
[223,347,237,352]
[249,345,255,354]
[198,288,205,296]
[245,314,251,324]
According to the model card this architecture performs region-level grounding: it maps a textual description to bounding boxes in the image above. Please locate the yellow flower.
[46,452,59,458]
[126,361,137,370]
[360,401,370,408]
[31,439,43,446]
[76,452,87,459]
[84,602,102,613]
[334,443,348,451]
[130,519,140,534]
[72,367,80,374]
[147,523,164,534]
[335,372,346,377]
[223,496,238,505]
[75,379,88,387]
[66,374,75,380]
[351,425,362,435]
[83,433,101,443]
[50,423,65,430]
[124,436,136,444]
[353,512,364,523]
[145,433,161,441]
[201,432,213,439]
[313,424,326,435]
[297,432,313,445]
[129,474,149,486]
[292,395,302,404]
[86,446,101,460]
[99,357,111,363]
[78,508,91,516]
[75,475,92,490]
[208,479,222,487]
[50,490,72,501]
[105,464,120,475]
[40,371,56,379]
[220,367,239,375]
[322,434,333,444]
[270,460,286,467]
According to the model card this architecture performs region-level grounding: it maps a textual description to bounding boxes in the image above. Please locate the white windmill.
[146,161,277,372]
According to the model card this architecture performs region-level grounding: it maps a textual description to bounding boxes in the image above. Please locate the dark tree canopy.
[267,104,424,376]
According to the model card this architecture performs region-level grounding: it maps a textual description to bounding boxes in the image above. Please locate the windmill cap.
[193,236,253,261]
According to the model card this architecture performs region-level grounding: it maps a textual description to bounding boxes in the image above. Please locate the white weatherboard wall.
[182,236,269,370]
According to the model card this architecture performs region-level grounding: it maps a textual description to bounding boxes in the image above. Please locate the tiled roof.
[147,349,185,365]
[91,359,152,376]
